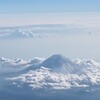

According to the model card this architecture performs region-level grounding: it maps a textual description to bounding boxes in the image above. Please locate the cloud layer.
[0,14,100,39]
[5,54,100,91]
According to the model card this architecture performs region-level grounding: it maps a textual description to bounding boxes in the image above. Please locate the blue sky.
[0,0,100,60]
[0,0,100,26]
[0,0,100,13]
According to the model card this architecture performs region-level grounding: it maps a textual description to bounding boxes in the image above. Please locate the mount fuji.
[19,54,81,74]
[41,54,81,73]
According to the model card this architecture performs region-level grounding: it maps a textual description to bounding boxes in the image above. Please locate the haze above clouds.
[0,13,100,61]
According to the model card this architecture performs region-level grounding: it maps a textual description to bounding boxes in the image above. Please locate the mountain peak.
[47,54,68,61]
[41,54,70,66]
[41,54,79,73]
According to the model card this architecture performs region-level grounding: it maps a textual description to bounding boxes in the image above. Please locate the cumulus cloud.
[6,54,100,91]
[0,24,65,39]
[0,22,100,39]
[0,57,44,73]
[7,65,100,90]
[0,57,28,73]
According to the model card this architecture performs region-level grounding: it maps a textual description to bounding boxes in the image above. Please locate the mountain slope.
[41,54,81,73]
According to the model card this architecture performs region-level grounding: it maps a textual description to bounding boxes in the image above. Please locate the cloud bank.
[5,54,100,91]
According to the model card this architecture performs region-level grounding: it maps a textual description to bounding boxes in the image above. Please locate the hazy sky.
[0,12,99,27]
[0,0,100,27]
[0,0,100,61]
[0,0,100,13]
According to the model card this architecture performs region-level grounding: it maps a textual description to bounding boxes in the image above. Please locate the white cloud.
[0,12,100,39]
[7,65,100,90]
[0,23,100,39]
[0,57,28,73]
[0,57,44,73]
[6,54,100,90]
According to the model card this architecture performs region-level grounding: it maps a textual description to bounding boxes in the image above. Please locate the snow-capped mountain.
[41,54,81,73]
[20,54,81,74]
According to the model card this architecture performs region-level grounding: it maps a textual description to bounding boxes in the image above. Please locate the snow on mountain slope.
[41,54,81,73]
[6,54,100,90]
